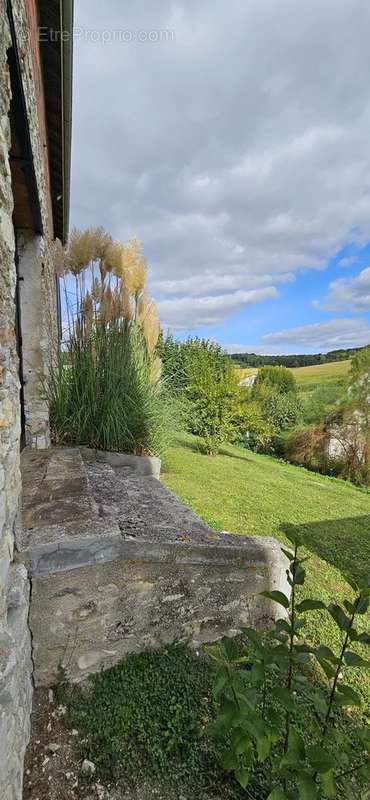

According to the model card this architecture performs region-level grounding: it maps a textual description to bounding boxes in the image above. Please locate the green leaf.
[293,562,306,585]
[296,599,326,613]
[306,745,336,774]
[221,747,239,771]
[236,687,257,711]
[267,788,288,800]
[234,734,252,756]
[345,574,359,592]
[251,661,265,684]
[355,595,369,614]
[328,604,351,631]
[358,725,370,750]
[280,728,305,769]
[320,769,336,798]
[272,686,295,712]
[344,600,355,615]
[312,692,328,716]
[235,768,249,789]
[256,734,271,762]
[315,655,336,680]
[206,644,224,662]
[281,547,294,561]
[213,669,228,698]
[275,619,292,636]
[335,684,362,707]
[241,627,261,646]
[261,590,290,609]
[355,631,370,645]
[316,645,337,664]
[343,650,370,668]
[298,774,319,800]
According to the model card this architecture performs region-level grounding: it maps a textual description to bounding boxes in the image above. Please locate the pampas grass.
[50,227,170,456]
[49,321,174,455]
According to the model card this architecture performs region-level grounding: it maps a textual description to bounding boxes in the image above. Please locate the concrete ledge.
[20,447,289,685]
[82,447,161,478]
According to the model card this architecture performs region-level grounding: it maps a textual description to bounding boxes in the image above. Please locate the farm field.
[236,359,351,387]
[290,358,351,386]
[162,432,370,706]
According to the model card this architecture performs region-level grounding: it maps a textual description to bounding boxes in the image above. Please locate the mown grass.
[161,433,370,707]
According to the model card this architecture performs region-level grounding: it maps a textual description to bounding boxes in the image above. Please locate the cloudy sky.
[71,0,370,354]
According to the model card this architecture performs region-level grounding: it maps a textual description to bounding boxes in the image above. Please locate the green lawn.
[162,433,370,706]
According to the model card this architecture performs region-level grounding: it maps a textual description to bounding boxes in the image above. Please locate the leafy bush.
[256,386,302,432]
[208,535,370,799]
[159,335,240,454]
[232,399,276,452]
[254,367,298,396]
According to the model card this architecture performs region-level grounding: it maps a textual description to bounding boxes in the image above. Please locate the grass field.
[162,432,370,706]
[290,359,351,386]
[237,359,351,387]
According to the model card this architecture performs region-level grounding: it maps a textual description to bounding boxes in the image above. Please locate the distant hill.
[230,345,369,368]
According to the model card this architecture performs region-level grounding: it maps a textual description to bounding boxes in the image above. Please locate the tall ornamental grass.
[49,228,174,456]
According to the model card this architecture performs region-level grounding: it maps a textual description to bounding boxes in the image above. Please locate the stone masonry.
[0,6,32,799]
[0,2,62,798]
[18,448,289,686]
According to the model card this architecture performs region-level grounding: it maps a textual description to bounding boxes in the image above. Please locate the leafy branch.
[207,531,370,799]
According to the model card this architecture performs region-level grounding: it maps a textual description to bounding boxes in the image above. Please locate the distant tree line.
[230,345,368,368]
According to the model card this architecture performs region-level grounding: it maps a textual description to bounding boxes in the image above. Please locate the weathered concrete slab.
[20,447,289,685]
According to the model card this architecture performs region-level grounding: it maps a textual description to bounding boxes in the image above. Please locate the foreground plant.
[49,228,174,456]
[207,534,370,799]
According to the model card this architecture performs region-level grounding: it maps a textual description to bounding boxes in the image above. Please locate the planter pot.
[82,448,161,479]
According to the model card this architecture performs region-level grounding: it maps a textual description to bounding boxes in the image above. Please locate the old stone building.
[0,1,73,797]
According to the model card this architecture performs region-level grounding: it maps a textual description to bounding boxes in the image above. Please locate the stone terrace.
[18,448,288,685]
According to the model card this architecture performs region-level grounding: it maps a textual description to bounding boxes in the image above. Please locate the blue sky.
[188,242,370,353]
[71,1,370,354]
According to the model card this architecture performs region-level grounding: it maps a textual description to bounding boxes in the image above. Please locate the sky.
[70,0,370,354]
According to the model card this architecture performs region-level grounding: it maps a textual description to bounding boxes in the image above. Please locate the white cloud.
[318,267,370,312]
[158,287,278,330]
[72,0,370,331]
[336,255,358,269]
[261,318,370,351]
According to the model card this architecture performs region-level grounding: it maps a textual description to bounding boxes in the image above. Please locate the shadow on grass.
[280,515,370,584]
[173,434,253,462]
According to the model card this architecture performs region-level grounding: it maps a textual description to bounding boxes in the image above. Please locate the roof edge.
[61,0,73,243]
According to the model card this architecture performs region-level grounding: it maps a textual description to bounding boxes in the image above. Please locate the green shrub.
[49,321,174,456]
[232,399,276,452]
[254,366,297,396]
[208,536,370,799]
[256,387,302,432]
[159,335,240,454]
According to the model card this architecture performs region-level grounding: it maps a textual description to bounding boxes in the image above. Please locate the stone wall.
[0,4,33,799]
[17,229,57,448]
[0,1,59,797]
[19,448,289,687]
[12,0,59,448]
